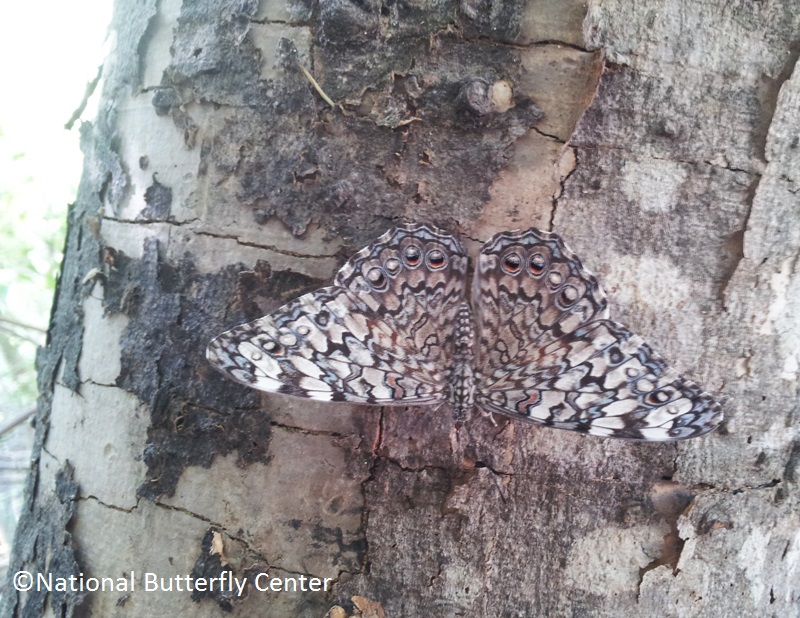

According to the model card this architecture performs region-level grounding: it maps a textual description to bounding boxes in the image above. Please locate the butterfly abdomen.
[447,302,477,420]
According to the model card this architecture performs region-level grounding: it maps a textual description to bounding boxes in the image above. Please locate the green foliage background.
[0,0,111,589]
[0,126,66,408]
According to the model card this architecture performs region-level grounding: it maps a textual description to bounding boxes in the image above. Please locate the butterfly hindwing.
[476,320,722,440]
[207,224,468,405]
[473,229,722,440]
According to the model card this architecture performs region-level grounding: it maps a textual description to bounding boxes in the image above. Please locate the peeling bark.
[4,0,799,616]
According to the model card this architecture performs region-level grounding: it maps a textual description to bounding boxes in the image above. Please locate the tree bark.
[4,0,799,616]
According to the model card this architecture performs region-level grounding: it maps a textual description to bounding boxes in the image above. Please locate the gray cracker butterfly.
[207,223,722,441]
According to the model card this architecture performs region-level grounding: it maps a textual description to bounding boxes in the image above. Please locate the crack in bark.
[269,420,346,438]
[471,459,515,478]
[523,39,590,53]
[382,457,454,475]
[80,494,141,514]
[371,407,384,457]
[102,214,201,226]
[716,42,799,308]
[550,146,579,231]
[719,174,759,310]
[248,18,310,27]
[730,478,782,495]
[154,500,222,526]
[195,229,342,259]
[355,407,386,577]
[74,378,129,390]
[40,444,62,466]
[685,477,783,496]
[530,126,566,144]
[755,40,800,164]
[460,33,590,54]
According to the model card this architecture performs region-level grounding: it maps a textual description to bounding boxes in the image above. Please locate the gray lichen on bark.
[4,0,800,616]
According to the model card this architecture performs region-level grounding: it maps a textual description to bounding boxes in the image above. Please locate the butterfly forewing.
[335,223,468,369]
[207,224,468,405]
[472,229,723,440]
[473,229,609,378]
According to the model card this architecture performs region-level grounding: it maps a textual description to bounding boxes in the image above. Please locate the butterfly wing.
[207,223,468,405]
[472,229,723,440]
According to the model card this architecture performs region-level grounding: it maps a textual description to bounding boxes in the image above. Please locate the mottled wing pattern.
[473,229,610,368]
[473,229,723,440]
[334,224,467,371]
[207,224,468,405]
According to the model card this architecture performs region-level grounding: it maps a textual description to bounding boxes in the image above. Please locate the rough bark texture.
[4,0,799,616]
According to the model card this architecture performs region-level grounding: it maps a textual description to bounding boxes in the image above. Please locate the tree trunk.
[5,0,799,616]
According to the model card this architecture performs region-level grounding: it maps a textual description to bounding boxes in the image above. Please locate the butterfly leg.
[479,406,498,427]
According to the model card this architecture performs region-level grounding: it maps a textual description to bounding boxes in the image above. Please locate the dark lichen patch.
[310,523,367,572]
[190,528,242,611]
[213,65,542,242]
[167,0,265,107]
[155,0,538,242]
[101,238,324,498]
[153,0,282,148]
[3,463,85,618]
[317,0,455,49]
[137,176,173,221]
[457,0,527,42]
[151,87,182,116]
[235,260,323,317]
[139,392,273,501]
[317,0,381,46]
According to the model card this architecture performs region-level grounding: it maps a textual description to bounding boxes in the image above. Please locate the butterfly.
[207,223,723,441]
